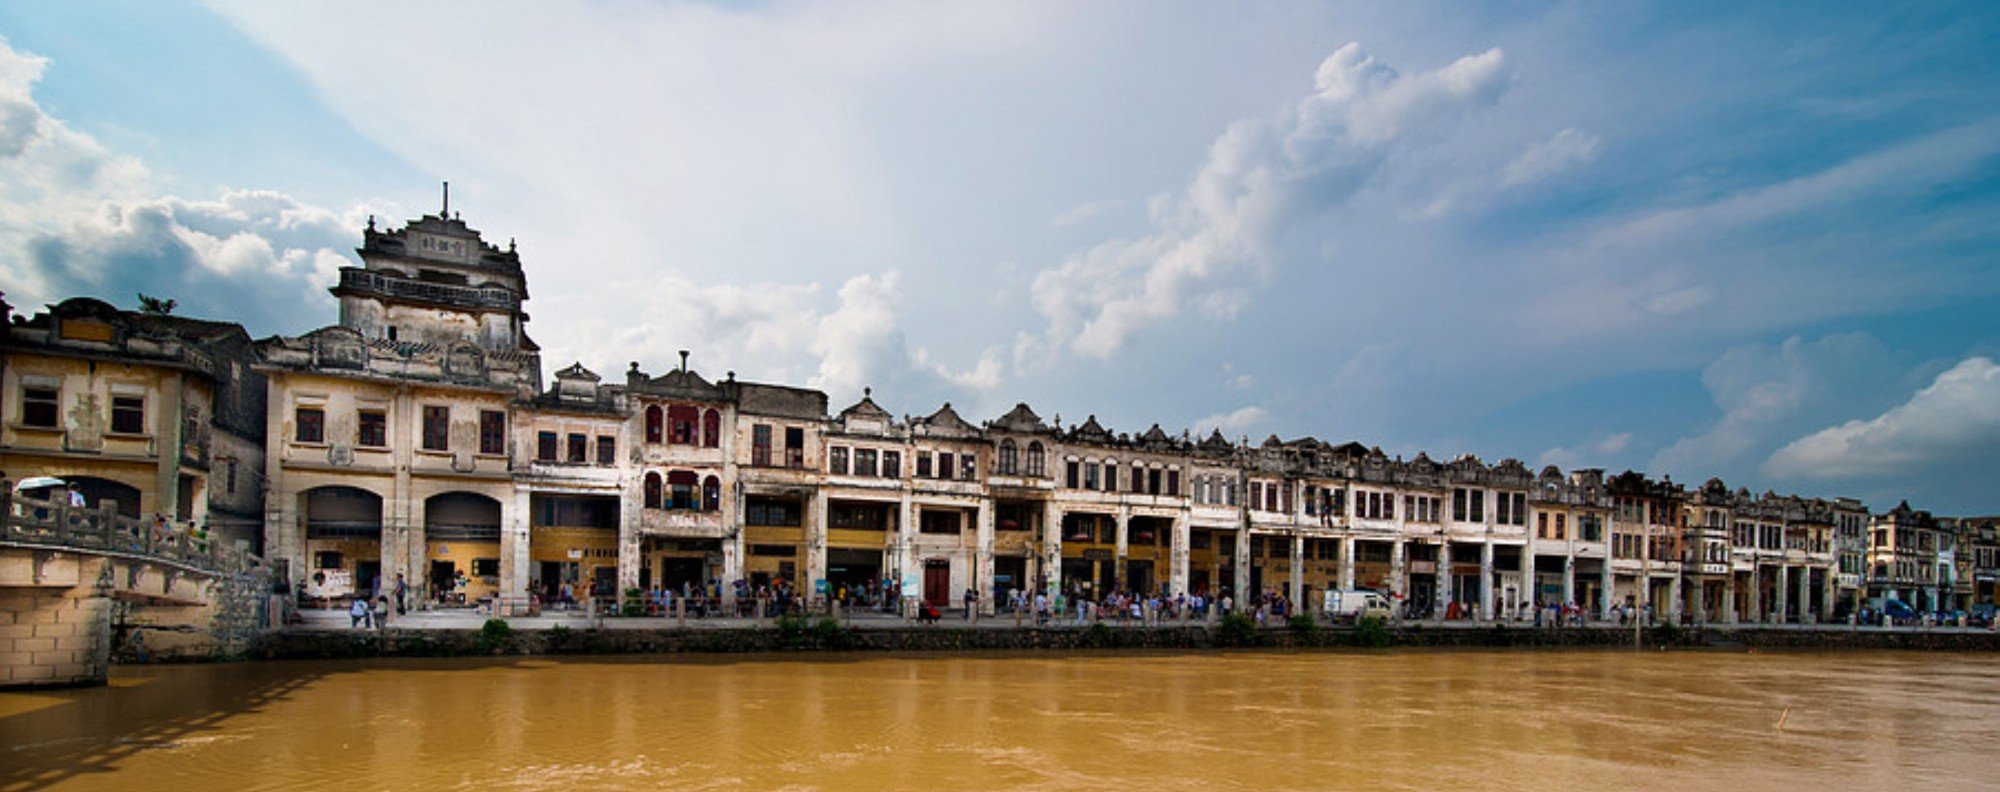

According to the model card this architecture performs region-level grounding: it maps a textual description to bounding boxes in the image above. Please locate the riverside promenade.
[249,606,2000,660]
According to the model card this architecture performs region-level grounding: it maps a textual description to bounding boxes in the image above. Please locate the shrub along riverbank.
[229,620,2000,662]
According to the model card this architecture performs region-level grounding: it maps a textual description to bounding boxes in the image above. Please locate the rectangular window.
[744,496,801,526]
[1066,460,1080,489]
[1537,512,1548,539]
[1453,489,1467,521]
[855,448,878,477]
[752,424,772,466]
[566,433,587,464]
[537,431,558,462]
[479,410,506,455]
[357,409,387,448]
[917,453,933,478]
[1166,470,1179,497]
[1513,493,1528,526]
[1556,513,1567,539]
[883,451,901,478]
[1470,491,1485,523]
[784,426,805,468]
[421,405,450,451]
[110,395,145,434]
[472,558,501,577]
[961,453,976,481]
[939,452,956,481]
[1084,463,1100,490]
[830,446,849,475]
[920,511,962,534]
[22,386,60,428]
[1498,493,1513,525]
[295,406,325,443]
[596,436,616,465]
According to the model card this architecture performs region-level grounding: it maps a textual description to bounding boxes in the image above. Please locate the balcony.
[336,268,519,310]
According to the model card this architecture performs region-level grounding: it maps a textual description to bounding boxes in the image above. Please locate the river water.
[1,649,1995,791]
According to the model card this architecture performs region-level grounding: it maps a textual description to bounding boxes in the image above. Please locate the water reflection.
[2,650,1997,790]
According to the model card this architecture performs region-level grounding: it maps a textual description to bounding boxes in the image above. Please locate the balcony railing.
[337,268,519,310]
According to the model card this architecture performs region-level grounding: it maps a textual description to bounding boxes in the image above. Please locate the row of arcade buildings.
[4,205,1996,621]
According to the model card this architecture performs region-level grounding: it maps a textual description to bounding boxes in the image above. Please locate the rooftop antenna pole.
[442,181,450,216]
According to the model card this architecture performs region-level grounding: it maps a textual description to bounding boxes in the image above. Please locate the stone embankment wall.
[109,570,272,664]
[248,622,2000,661]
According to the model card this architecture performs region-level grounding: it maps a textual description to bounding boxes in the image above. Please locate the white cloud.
[1539,432,1632,471]
[0,35,371,332]
[1029,43,1510,358]
[1499,128,1600,187]
[1192,405,1269,436]
[1765,357,2000,479]
[1051,199,1118,228]
[1651,333,1896,479]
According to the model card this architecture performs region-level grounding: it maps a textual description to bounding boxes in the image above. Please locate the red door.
[924,561,951,607]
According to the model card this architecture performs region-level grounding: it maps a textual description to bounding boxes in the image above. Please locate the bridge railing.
[1,490,269,578]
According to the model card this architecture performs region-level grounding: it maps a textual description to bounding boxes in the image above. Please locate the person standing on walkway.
[393,573,409,615]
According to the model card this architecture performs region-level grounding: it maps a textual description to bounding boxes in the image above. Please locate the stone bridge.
[2,493,274,688]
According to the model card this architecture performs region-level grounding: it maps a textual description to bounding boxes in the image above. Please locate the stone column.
[1518,541,1534,615]
[1562,554,1576,608]
[976,503,996,615]
[1774,565,1790,624]
[1042,500,1063,596]
[1437,539,1455,619]
[1339,536,1356,592]
[806,489,829,606]
[1113,507,1130,592]
[1796,563,1811,624]
[1723,574,1738,624]
[1389,540,1407,603]
[1599,558,1614,621]
[1479,541,1496,621]
[1289,533,1305,606]
[896,496,917,611]
[1169,514,1191,598]
[1233,527,1252,601]
[1668,572,1683,623]
[500,487,532,610]
[1747,565,1761,622]
[617,486,642,595]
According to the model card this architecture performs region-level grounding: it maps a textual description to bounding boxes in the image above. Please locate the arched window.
[645,405,663,444]
[702,409,721,448]
[668,406,699,445]
[997,439,1018,475]
[702,475,721,512]
[643,471,663,509]
[668,470,698,510]
[1027,441,1046,477]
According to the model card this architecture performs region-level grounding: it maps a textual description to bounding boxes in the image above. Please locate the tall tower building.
[332,185,531,355]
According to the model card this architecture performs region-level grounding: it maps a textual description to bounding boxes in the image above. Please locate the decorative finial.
[864,386,872,398]
[509,237,516,253]
[678,350,689,372]
[442,181,449,216]
[726,370,736,382]
[366,214,375,231]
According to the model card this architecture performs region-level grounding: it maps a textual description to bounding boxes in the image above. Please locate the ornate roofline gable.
[554,361,600,382]
[838,387,894,422]
[989,402,1050,434]
[1069,414,1113,444]
[914,402,982,439]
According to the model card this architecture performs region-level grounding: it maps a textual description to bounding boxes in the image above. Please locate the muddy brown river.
[1,650,1995,790]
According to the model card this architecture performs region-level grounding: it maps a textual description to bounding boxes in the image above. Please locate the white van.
[1323,589,1394,622]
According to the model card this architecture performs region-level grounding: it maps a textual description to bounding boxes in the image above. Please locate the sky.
[1,1,1997,514]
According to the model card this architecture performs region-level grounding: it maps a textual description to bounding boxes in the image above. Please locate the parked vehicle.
[1323,589,1394,623]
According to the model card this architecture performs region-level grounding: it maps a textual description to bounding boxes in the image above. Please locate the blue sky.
[2,2,1997,513]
